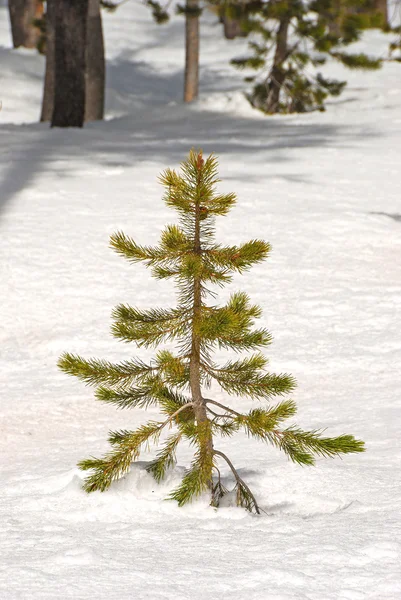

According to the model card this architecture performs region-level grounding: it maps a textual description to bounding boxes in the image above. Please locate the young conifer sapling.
[59,151,365,514]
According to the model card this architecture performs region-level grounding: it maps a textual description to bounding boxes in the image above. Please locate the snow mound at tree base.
[6,462,366,523]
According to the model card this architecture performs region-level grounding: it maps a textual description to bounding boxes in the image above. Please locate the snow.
[1,2,401,599]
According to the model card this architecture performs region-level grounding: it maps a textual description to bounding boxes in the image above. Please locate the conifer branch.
[79,421,164,492]
[158,401,194,430]
[79,404,194,493]
[266,428,365,466]
[169,427,215,505]
[211,368,297,400]
[147,431,182,482]
[157,387,193,415]
[205,240,271,273]
[111,304,190,347]
[58,353,154,387]
[95,383,160,409]
[233,401,298,438]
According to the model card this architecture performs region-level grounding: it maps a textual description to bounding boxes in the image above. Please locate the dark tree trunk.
[51,0,89,128]
[41,0,105,124]
[8,0,43,48]
[85,0,105,121]
[265,17,290,114]
[40,0,55,122]
[184,0,200,103]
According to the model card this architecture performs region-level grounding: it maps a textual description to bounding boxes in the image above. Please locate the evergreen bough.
[230,0,386,113]
[59,150,365,514]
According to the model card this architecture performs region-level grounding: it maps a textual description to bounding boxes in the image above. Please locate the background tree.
[40,0,55,122]
[231,0,385,114]
[51,0,89,127]
[8,0,43,48]
[42,0,105,125]
[145,0,202,102]
[58,150,365,512]
[217,1,248,39]
[328,0,388,35]
[183,0,201,101]
[85,0,105,121]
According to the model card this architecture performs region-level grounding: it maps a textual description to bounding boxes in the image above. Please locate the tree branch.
[213,449,261,514]
[206,406,222,418]
[204,398,242,417]
[160,402,194,431]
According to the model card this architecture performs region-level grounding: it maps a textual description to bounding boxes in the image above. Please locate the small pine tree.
[59,150,364,513]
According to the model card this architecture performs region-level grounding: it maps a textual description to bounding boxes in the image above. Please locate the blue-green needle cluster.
[58,150,364,514]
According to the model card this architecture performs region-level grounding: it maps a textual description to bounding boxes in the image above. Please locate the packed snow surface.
[1,2,401,599]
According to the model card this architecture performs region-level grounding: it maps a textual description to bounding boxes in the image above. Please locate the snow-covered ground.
[1,3,401,599]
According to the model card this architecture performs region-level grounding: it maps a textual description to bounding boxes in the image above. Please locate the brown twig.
[213,449,261,515]
[204,398,242,417]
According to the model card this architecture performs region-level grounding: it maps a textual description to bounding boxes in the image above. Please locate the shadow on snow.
[0,49,380,216]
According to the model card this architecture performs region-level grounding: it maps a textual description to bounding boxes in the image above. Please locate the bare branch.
[213,449,261,515]
[206,406,222,418]
[204,398,242,417]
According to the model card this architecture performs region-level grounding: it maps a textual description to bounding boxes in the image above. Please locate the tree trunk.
[51,0,89,128]
[40,0,55,122]
[85,0,105,121]
[41,0,105,124]
[184,0,200,103]
[265,17,290,114]
[8,0,43,48]
[189,157,213,487]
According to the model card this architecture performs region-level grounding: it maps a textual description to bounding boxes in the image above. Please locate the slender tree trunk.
[40,0,55,122]
[51,0,89,128]
[85,0,105,121]
[265,17,290,114]
[8,0,43,48]
[184,0,200,103]
[189,158,213,487]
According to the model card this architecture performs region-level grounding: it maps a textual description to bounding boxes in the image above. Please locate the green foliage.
[78,421,164,492]
[331,51,382,69]
[144,0,170,23]
[59,151,365,513]
[58,353,153,387]
[230,0,385,114]
[169,420,215,505]
[231,56,266,70]
[147,432,182,482]
[100,0,121,12]
[176,3,203,18]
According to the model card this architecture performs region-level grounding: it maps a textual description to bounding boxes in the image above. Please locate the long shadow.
[370,212,401,223]
[0,49,380,216]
